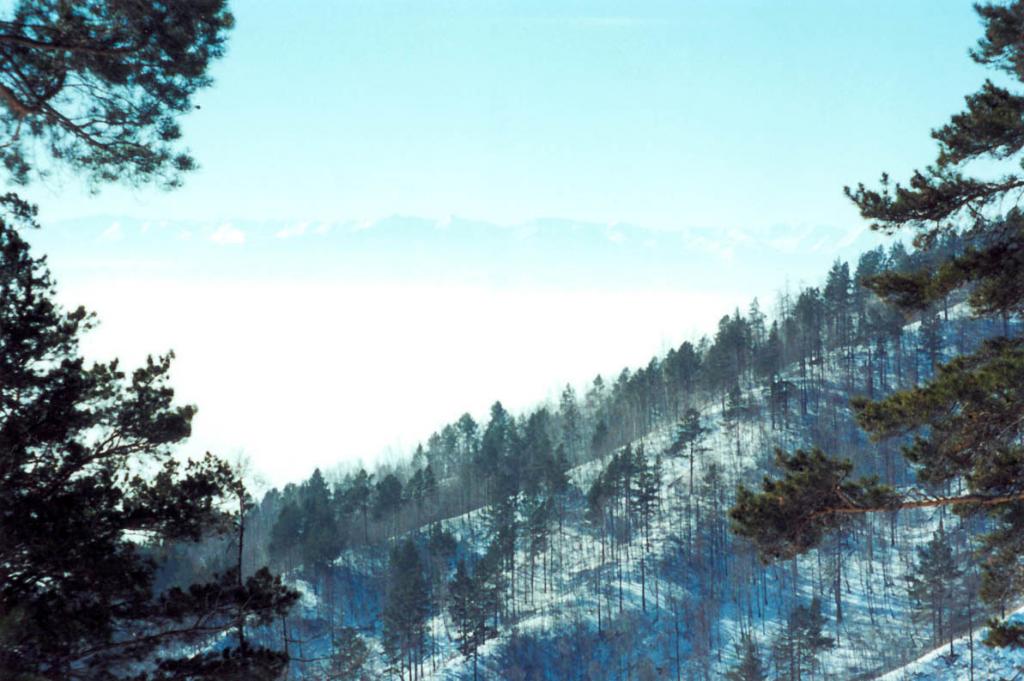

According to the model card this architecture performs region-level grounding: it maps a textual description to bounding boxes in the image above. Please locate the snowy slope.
[275,311,1021,680]
[877,607,1024,681]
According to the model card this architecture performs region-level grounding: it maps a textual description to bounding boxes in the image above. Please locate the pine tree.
[475,539,505,630]
[328,626,369,681]
[449,559,497,681]
[0,1,233,186]
[633,443,660,611]
[425,522,456,670]
[906,529,964,654]
[483,488,518,616]
[731,1,1024,647]
[269,499,304,569]
[755,321,784,384]
[667,407,707,496]
[478,401,513,498]
[723,384,744,456]
[727,633,767,681]
[521,408,554,496]
[346,468,374,543]
[590,418,611,458]
[427,522,457,561]
[422,463,438,505]
[664,341,700,415]
[731,448,895,561]
[559,384,584,463]
[382,538,430,679]
[546,443,571,496]
[301,468,343,577]
[823,260,853,352]
[748,298,767,352]
[917,311,943,375]
[374,473,404,539]
[771,597,834,681]
[634,444,660,536]
[525,496,551,598]
[407,464,436,524]
[0,199,297,679]
[793,288,824,413]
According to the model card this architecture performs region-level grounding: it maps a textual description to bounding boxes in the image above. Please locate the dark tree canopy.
[0,0,233,187]
[0,196,296,678]
[731,449,895,561]
[731,0,1024,649]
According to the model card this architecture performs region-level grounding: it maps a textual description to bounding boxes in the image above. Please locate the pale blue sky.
[20,1,987,484]
[26,0,983,230]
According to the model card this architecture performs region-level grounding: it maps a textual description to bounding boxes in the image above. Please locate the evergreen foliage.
[449,559,497,681]
[905,529,965,652]
[731,448,896,560]
[300,468,344,575]
[771,597,834,681]
[382,538,430,678]
[0,198,297,679]
[269,499,303,567]
[726,634,766,681]
[328,627,369,681]
[0,0,233,187]
[730,0,1024,648]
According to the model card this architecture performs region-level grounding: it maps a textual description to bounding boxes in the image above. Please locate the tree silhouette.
[0,198,297,679]
[0,0,233,186]
[731,0,1024,648]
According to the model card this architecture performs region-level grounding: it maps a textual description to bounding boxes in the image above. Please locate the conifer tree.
[731,448,894,560]
[667,407,707,495]
[559,384,584,463]
[823,260,853,353]
[760,321,784,380]
[771,597,833,681]
[727,633,767,681]
[423,522,456,669]
[301,468,343,577]
[906,528,964,654]
[521,408,554,496]
[732,0,1024,647]
[525,496,551,597]
[0,5,302,677]
[449,559,497,681]
[382,538,430,679]
[0,198,297,679]
[546,443,571,496]
[723,384,744,455]
[0,1,233,187]
[590,418,611,457]
[346,468,374,543]
[328,626,369,681]
[478,401,513,498]
[406,464,437,524]
[633,443,660,611]
[427,521,457,561]
[917,311,943,375]
[374,473,404,538]
[634,444,660,535]
[422,463,438,505]
[475,539,505,629]
[269,499,303,569]
[483,488,518,614]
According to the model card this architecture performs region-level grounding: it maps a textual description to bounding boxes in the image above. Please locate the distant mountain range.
[34,214,886,294]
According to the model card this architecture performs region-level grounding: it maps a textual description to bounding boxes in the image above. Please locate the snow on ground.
[877,606,1024,681]
[280,313,1021,679]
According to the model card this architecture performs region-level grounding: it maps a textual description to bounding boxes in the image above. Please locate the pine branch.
[816,490,1024,517]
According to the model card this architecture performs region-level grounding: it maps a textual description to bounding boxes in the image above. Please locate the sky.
[17,0,988,486]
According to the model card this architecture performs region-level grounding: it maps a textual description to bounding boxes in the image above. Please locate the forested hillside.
[156,231,1015,680]
[9,2,1024,680]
